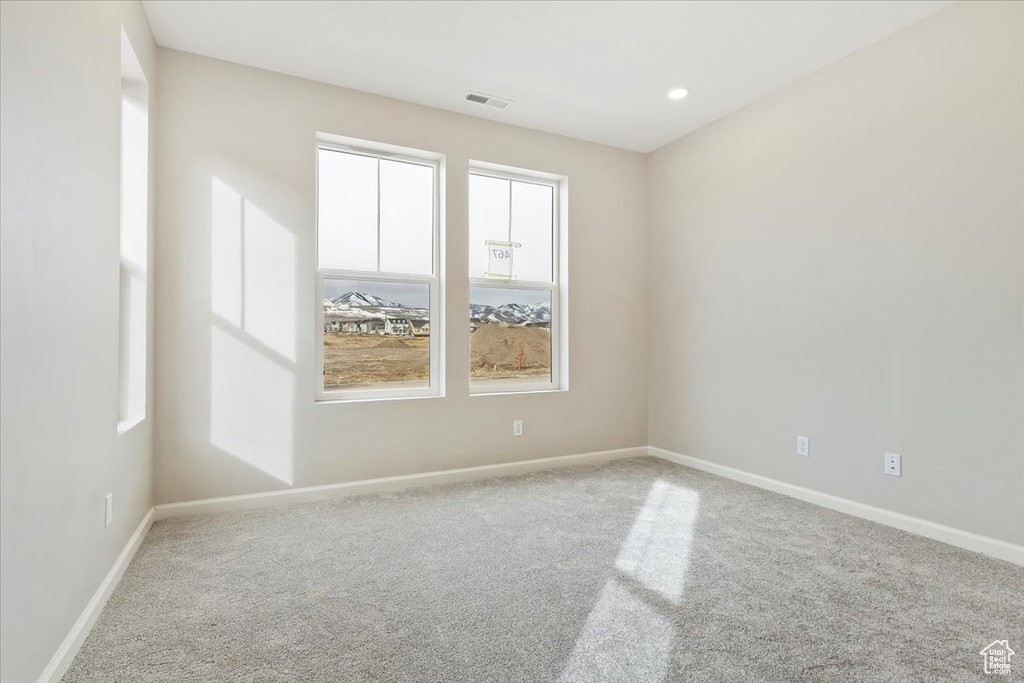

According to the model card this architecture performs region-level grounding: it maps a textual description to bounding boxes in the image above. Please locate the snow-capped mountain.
[323,292,427,320]
[323,291,548,326]
[330,292,407,309]
[470,301,551,326]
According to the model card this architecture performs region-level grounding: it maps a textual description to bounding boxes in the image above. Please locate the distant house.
[363,319,386,334]
[525,320,551,329]
[341,320,379,334]
[384,316,411,336]
[409,319,430,336]
[324,314,385,334]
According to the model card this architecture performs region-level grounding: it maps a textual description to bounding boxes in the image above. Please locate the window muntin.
[468,167,562,392]
[316,142,441,400]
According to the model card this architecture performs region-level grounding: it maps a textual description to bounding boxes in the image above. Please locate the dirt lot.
[323,333,430,388]
[470,324,551,380]
[323,324,551,388]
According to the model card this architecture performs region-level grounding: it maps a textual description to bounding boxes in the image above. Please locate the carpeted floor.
[63,457,1023,682]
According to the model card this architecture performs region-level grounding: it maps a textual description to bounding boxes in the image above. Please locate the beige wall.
[0,2,158,681]
[153,49,649,504]
[647,0,1024,545]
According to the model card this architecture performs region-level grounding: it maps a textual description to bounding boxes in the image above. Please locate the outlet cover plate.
[885,452,901,477]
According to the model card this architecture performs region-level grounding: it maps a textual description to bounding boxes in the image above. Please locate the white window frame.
[468,161,568,395]
[117,26,149,434]
[315,136,444,402]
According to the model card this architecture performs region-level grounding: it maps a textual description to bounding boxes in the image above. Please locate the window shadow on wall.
[207,175,296,485]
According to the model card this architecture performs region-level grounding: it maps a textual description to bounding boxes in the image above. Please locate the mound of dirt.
[470,324,550,370]
[376,338,411,348]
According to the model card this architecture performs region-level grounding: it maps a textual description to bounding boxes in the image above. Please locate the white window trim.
[468,162,568,395]
[117,26,149,435]
[315,136,445,402]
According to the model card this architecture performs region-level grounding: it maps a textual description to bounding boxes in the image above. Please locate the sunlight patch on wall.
[243,201,296,360]
[210,325,294,484]
[210,176,296,361]
[211,176,243,328]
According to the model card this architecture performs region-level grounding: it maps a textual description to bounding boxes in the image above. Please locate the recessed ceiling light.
[667,88,689,100]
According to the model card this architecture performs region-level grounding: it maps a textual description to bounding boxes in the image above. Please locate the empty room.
[1,1,1022,681]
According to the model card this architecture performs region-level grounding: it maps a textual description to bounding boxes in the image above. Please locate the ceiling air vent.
[465,91,512,109]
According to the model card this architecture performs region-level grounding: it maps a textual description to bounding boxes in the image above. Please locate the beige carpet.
[63,457,1023,682]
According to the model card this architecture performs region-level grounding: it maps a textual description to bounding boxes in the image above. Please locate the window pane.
[119,30,149,428]
[510,181,553,283]
[120,97,148,269]
[119,268,146,423]
[469,174,510,279]
[379,160,433,275]
[318,149,377,271]
[323,279,430,390]
[470,287,551,385]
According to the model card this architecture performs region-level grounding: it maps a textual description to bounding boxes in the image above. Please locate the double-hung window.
[468,163,565,393]
[316,138,442,400]
[118,27,149,433]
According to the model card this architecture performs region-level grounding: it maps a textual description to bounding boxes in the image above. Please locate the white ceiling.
[142,0,952,152]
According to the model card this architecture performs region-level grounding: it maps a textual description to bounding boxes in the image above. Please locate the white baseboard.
[648,446,1024,566]
[154,446,648,520]
[38,508,155,683]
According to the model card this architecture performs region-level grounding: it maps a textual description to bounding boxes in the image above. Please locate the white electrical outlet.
[513,419,523,437]
[796,436,810,457]
[885,452,902,477]
[104,493,113,527]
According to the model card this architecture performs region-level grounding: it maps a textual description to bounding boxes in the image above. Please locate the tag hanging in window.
[484,240,521,280]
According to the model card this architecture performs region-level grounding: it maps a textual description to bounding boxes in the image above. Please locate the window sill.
[316,392,443,405]
[470,387,567,397]
[117,416,144,436]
